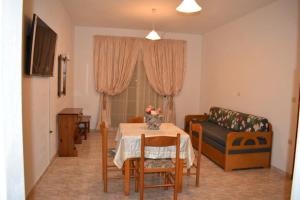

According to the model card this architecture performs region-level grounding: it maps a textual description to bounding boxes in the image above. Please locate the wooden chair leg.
[178,160,183,193]
[164,173,168,190]
[196,155,201,187]
[140,164,144,200]
[84,124,88,139]
[122,166,125,175]
[134,160,139,192]
[102,148,105,182]
[103,164,107,192]
[174,170,178,200]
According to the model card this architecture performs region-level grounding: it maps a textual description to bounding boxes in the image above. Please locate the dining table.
[113,123,195,195]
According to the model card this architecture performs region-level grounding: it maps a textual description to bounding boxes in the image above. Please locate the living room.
[1,0,299,199]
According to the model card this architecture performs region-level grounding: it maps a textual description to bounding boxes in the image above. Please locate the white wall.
[23,0,74,195]
[0,0,25,199]
[200,0,299,172]
[73,26,202,129]
[292,108,300,199]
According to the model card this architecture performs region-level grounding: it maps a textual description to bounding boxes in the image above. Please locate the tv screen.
[26,14,57,76]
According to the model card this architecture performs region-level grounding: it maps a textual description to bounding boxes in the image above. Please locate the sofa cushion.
[192,121,230,147]
[208,107,269,132]
[203,135,226,153]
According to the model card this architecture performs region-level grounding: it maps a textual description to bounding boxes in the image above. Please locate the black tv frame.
[26,14,57,77]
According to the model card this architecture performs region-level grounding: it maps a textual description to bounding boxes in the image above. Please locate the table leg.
[124,159,130,195]
[178,159,184,193]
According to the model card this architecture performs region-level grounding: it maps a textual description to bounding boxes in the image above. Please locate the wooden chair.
[78,115,91,140]
[127,116,144,123]
[187,121,202,187]
[100,122,119,192]
[138,134,180,200]
[127,116,144,191]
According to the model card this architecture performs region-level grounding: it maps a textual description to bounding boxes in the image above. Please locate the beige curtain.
[143,39,186,123]
[94,36,140,128]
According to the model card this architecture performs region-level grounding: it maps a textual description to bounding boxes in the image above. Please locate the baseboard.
[90,129,99,133]
[26,152,58,199]
[271,165,291,179]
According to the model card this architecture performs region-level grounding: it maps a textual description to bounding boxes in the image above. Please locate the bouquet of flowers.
[145,105,164,130]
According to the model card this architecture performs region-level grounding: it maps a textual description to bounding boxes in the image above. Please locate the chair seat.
[144,159,175,169]
[80,115,91,122]
[108,148,116,158]
[78,123,85,128]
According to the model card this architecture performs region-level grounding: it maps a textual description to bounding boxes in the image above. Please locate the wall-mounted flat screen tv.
[26,14,57,76]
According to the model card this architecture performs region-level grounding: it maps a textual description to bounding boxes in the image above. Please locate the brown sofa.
[185,107,273,171]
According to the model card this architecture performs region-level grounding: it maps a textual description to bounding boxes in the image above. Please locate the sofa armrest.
[226,131,272,154]
[184,114,208,132]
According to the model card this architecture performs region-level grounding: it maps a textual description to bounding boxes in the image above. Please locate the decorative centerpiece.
[145,105,164,130]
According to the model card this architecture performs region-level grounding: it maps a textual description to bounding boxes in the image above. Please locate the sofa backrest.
[208,107,269,132]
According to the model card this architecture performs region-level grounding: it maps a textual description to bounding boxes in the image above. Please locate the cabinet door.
[58,115,78,156]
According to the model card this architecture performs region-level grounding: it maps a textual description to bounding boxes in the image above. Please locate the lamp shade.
[176,0,202,13]
[145,30,161,40]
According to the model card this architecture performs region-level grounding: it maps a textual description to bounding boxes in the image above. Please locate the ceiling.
[61,0,277,34]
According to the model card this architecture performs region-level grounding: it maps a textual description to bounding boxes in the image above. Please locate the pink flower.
[145,107,152,113]
[157,108,161,113]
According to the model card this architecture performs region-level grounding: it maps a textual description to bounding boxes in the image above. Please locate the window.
[111,57,163,128]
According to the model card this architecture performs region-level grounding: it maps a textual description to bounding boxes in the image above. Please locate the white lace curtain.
[94,36,186,128]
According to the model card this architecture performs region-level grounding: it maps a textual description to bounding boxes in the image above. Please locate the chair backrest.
[140,134,180,200]
[189,122,202,151]
[141,134,180,166]
[127,116,144,123]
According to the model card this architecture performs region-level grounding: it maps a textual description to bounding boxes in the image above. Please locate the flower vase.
[145,113,163,130]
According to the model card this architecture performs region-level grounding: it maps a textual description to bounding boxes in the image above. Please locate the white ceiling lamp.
[145,30,161,40]
[176,0,202,13]
[145,8,161,41]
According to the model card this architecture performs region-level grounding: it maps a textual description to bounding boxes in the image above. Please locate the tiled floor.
[29,131,292,200]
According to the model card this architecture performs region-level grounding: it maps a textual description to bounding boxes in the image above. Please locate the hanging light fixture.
[145,30,161,40]
[176,0,202,13]
[145,8,161,40]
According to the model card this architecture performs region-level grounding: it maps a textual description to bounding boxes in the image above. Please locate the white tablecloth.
[113,123,195,169]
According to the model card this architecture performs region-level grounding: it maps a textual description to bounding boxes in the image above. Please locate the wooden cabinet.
[57,108,83,156]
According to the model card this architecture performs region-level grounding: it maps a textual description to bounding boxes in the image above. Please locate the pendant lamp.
[145,9,161,40]
[176,0,202,13]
